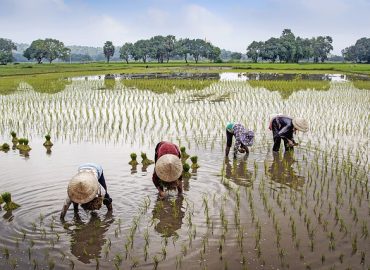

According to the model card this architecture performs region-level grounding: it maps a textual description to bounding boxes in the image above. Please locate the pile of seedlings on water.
[180,147,190,162]
[1,192,20,211]
[190,156,199,169]
[141,152,154,166]
[43,134,53,147]
[182,163,191,178]
[129,153,138,166]
[0,143,10,152]
[16,138,31,152]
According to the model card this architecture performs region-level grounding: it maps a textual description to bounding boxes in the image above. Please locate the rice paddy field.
[0,72,369,270]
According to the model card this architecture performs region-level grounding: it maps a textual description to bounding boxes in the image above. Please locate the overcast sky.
[1,0,369,54]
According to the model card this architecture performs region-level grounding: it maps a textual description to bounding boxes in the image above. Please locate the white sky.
[0,0,369,54]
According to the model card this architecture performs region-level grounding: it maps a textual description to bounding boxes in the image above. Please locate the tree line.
[247,29,334,63]
[0,31,369,64]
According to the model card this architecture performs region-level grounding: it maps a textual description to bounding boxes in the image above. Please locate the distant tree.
[205,43,221,62]
[354,37,370,63]
[175,38,192,63]
[149,35,167,63]
[312,36,333,63]
[103,41,115,63]
[43,38,70,63]
[230,52,242,61]
[164,35,176,63]
[189,39,208,63]
[0,38,17,64]
[342,46,357,62]
[246,41,263,62]
[279,29,296,63]
[23,39,46,63]
[261,38,280,62]
[119,43,133,64]
[132,39,151,63]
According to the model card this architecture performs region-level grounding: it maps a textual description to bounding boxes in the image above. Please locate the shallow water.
[0,75,369,269]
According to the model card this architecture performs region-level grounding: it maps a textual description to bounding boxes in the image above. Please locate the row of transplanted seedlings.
[0,80,368,159]
[1,145,368,269]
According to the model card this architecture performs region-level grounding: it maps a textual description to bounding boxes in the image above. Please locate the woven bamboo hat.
[155,154,183,182]
[67,171,99,204]
[292,117,309,132]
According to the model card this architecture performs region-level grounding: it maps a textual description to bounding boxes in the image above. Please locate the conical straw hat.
[155,154,183,182]
[292,118,309,132]
[67,171,99,204]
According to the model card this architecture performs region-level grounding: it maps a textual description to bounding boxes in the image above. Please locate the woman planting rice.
[60,163,113,219]
[225,122,255,158]
[152,141,183,199]
[269,115,309,152]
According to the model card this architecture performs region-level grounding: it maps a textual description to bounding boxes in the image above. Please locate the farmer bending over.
[152,141,183,198]
[269,116,308,152]
[225,122,255,158]
[60,163,112,219]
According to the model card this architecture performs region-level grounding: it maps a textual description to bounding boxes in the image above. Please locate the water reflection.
[268,152,305,190]
[62,211,114,264]
[224,156,253,187]
[152,196,185,237]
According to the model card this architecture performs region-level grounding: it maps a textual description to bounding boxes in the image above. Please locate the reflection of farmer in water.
[224,156,253,187]
[268,152,305,190]
[63,211,114,264]
[152,196,185,237]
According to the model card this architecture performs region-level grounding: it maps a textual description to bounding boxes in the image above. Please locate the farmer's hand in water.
[158,190,166,199]
[287,140,295,147]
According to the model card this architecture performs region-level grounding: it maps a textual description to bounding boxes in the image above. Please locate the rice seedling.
[182,163,191,178]
[129,152,139,166]
[1,192,20,211]
[141,152,154,165]
[190,156,200,169]
[43,134,53,147]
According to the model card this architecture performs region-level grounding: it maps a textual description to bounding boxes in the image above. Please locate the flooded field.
[0,73,369,270]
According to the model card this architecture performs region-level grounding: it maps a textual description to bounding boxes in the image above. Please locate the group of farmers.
[60,115,308,219]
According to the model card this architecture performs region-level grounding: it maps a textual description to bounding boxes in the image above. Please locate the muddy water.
[0,75,369,269]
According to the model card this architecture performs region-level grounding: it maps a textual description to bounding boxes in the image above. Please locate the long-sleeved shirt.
[271,116,294,141]
[226,124,254,153]
[152,141,181,190]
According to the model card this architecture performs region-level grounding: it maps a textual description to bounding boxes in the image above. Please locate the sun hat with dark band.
[292,118,309,132]
[67,171,99,204]
[155,154,183,182]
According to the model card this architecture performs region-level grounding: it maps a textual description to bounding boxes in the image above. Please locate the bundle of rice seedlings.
[141,152,154,166]
[182,163,191,178]
[1,192,20,211]
[43,134,53,147]
[129,153,138,166]
[190,156,200,169]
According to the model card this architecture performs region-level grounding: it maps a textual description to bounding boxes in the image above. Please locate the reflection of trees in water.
[152,196,185,237]
[224,156,253,187]
[63,212,114,264]
[268,152,305,190]
[25,77,71,94]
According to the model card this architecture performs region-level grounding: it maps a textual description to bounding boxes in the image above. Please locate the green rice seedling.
[153,255,159,270]
[0,143,10,152]
[114,254,123,266]
[1,192,20,210]
[43,134,53,147]
[180,146,190,162]
[129,153,138,166]
[141,152,154,165]
[182,163,191,178]
[339,253,344,263]
[351,234,357,254]
[190,156,200,169]
[3,247,10,259]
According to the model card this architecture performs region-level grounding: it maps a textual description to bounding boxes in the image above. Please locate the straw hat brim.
[292,118,309,132]
[67,171,99,204]
[155,154,183,182]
